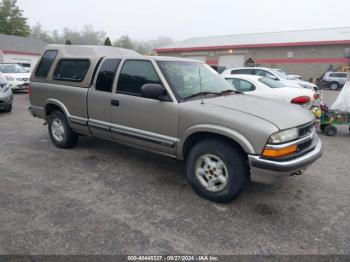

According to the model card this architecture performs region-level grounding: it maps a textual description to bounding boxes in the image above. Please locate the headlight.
[5,76,15,81]
[268,128,298,144]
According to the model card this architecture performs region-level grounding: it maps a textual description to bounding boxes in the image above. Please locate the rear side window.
[53,59,90,82]
[117,60,161,95]
[230,69,254,75]
[95,59,121,92]
[35,50,58,78]
[330,73,347,78]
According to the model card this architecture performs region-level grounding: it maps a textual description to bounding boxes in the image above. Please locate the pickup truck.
[29,45,324,203]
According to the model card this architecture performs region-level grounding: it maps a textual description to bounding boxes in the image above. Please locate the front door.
[110,59,178,155]
[87,58,121,139]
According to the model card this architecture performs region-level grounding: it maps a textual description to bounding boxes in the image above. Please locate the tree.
[0,0,30,37]
[30,22,53,43]
[104,37,112,46]
[65,39,72,45]
[113,35,134,50]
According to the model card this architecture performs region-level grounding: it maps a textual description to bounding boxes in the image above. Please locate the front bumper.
[0,92,13,109]
[8,80,29,90]
[248,135,324,184]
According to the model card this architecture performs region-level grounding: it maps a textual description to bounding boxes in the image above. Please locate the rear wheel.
[48,110,79,148]
[329,82,340,90]
[324,125,337,136]
[186,139,248,203]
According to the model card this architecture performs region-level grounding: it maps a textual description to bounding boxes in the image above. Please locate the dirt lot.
[0,90,349,255]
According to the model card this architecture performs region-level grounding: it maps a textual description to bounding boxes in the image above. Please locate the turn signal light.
[291,96,310,104]
[314,93,320,100]
[262,144,297,157]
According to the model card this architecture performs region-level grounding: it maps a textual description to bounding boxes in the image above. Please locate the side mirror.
[141,83,169,101]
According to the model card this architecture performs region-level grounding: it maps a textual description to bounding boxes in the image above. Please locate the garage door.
[184,56,206,62]
[218,55,245,68]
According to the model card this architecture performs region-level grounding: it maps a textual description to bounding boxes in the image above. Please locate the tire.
[324,125,337,137]
[4,104,12,112]
[48,110,79,148]
[320,124,328,132]
[186,139,248,203]
[329,82,340,90]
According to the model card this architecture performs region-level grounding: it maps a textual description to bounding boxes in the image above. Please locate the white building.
[0,34,46,71]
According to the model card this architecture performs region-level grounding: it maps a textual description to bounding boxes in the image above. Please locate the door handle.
[111,99,119,107]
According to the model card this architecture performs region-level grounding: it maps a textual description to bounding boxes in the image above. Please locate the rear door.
[87,58,121,139]
[110,59,178,155]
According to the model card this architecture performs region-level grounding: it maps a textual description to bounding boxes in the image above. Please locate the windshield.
[270,69,287,79]
[157,61,236,100]
[259,77,286,88]
[0,64,27,74]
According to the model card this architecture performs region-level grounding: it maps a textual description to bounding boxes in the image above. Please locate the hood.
[2,73,30,79]
[203,94,315,130]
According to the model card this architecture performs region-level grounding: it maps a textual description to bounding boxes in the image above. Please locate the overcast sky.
[17,0,350,41]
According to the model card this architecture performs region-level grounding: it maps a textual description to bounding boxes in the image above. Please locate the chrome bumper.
[248,135,324,184]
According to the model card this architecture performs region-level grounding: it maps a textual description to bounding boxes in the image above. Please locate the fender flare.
[44,99,70,119]
[178,124,256,159]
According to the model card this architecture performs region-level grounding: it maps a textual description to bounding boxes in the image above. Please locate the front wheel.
[324,125,337,136]
[48,110,79,148]
[329,82,340,90]
[186,139,248,203]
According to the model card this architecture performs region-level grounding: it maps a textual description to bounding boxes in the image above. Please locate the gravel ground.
[0,90,349,255]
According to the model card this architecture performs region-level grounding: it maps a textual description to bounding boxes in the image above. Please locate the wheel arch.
[44,99,70,119]
[178,125,256,160]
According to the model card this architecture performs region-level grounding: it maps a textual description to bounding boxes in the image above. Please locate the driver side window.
[116,60,162,96]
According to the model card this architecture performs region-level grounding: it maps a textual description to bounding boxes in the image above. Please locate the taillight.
[28,84,32,97]
[291,96,310,104]
[314,93,320,100]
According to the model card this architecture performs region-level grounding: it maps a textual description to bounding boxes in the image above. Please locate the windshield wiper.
[218,89,242,95]
[183,91,220,100]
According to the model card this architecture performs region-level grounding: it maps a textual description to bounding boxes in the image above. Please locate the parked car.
[224,75,317,107]
[0,75,13,112]
[0,63,30,91]
[322,71,347,90]
[221,67,318,91]
[29,45,324,203]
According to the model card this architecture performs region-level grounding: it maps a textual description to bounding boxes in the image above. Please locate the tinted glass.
[225,78,255,92]
[95,59,121,92]
[35,50,58,78]
[230,69,254,75]
[117,60,161,95]
[330,73,347,78]
[53,59,90,82]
